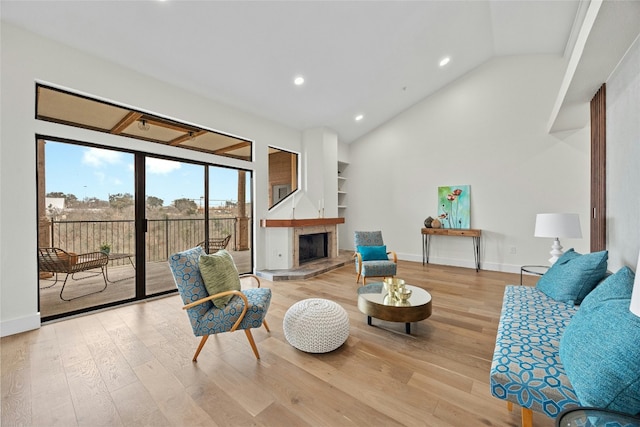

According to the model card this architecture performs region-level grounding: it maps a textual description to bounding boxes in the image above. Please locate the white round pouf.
[283,298,350,353]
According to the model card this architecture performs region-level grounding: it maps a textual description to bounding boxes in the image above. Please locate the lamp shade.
[631,251,640,317]
[534,213,582,239]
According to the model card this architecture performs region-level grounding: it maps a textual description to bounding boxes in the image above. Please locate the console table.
[421,228,482,271]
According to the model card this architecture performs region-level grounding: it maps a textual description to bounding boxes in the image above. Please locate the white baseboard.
[396,252,524,275]
[1,312,40,337]
[397,252,423,263]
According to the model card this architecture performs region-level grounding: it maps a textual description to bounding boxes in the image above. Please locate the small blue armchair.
[354,231,397,285]
[169,246,271,361]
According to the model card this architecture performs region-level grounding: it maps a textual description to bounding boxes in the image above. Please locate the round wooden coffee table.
[357,282,432,334]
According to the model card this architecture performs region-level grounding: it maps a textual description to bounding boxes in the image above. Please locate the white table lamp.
[631,251,640,317]
[534,213,582,264]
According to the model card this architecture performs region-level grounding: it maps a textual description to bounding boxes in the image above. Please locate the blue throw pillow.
[357,245,388,261]
[560,267,640,414]
[579,266,634,311]
[536,249,608,304]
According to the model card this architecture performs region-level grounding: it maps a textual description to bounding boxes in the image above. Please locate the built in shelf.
[260,218,345,227]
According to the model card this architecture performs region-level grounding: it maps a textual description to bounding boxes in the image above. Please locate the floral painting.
[437,185,470,229]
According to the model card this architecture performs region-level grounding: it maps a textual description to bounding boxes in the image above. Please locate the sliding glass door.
[208,166,253,274]
[38,139,253,321]
[37,140,136,319]
[145,157,205,296]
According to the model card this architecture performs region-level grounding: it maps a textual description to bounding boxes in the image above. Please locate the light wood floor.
[2,261,552,427]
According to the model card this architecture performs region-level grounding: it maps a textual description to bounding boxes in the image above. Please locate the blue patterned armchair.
[168,246,271,361]
[354,231,397,285]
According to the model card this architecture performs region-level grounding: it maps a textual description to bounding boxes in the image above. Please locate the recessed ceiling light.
[294,76,305,86]
[355,114,364,122]
[439,57,451,67]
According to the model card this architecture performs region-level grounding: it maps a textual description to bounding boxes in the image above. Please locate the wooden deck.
[39,250,252,319]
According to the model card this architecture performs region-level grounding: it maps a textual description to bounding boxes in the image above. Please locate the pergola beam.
[111,112,142,134]
[169,130,208,146]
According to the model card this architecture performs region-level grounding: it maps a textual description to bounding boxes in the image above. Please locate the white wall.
[338,141,350,165]
[0,23,302,335]
[302,127,338,219]
[345,55,591,272]
[607,34,640,271]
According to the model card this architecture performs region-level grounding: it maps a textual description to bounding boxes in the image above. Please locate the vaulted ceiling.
[0,1,599,143]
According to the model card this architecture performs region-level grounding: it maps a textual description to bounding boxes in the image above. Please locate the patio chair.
[168,246,271,361]
[38,247,109,301]
[354,231,398,285]
[197,234,232,254]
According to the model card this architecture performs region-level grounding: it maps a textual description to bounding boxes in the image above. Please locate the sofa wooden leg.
[507,401,513,412]
[521,407,533,427]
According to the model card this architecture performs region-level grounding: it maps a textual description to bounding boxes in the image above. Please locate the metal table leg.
[472,236,481,271]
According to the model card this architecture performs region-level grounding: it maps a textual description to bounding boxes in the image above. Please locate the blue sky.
[45,141,248,207]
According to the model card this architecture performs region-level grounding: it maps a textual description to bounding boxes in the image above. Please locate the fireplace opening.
[299,232,328,264]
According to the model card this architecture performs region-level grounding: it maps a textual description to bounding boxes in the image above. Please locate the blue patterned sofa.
[490,285,580,427]
[491,250,640,427]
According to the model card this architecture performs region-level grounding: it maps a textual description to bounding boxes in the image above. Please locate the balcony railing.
[48,217,246,265]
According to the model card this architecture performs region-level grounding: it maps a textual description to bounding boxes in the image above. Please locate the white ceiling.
[1,0,584,143]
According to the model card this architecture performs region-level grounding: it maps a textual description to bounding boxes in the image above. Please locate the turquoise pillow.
[198,250,241,309]
[580,266,634,311]
[536,249,608,304]
[357,245,388,261]
[560,267,640,414]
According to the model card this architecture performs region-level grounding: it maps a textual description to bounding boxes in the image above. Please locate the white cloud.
[83,147,122,167]
[147,158,181,174]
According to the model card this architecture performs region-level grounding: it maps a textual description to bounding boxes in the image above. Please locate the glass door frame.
[37,135,254,322]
